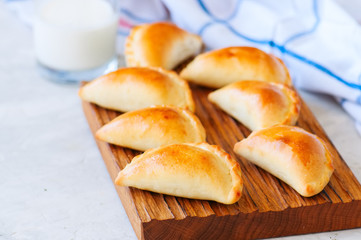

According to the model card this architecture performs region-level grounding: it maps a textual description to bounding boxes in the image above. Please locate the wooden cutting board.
[82,85,361,240]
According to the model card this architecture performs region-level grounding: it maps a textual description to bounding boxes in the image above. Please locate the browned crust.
[275,56,293,86]
[125,22,203,69]
[270,82,301,126]
[151,67,196,112]
[187,143,243,204]
[125,25,142,67]
[116,142,243,204]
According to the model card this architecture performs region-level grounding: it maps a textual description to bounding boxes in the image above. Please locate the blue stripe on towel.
[340,98,346,105]
[226,0,244,21]
[357,95,361,104]
[357,75,361,103]
[197,0,212,16]
[198,22,215,36]
[198,0,244,21]
[283,48,361,90]
[283,0,320,46]
[196,0,361,91]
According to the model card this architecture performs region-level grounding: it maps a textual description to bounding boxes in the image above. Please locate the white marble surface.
[0,1,361,239]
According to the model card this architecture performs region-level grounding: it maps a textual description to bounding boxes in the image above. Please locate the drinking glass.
[34,0,118,83]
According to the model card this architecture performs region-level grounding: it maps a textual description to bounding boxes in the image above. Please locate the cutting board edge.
[141,200,361,239]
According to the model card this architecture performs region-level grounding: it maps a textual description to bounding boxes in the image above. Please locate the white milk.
[34,0,117,71]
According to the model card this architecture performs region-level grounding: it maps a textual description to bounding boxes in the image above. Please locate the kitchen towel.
[6,0,361,134]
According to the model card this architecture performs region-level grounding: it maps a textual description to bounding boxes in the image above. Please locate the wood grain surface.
[82,85,361,240]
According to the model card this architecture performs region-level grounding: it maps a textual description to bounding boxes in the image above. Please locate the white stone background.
[0,0,360,239]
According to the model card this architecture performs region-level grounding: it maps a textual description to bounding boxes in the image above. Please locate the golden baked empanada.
[234,125,334,197]
[180,46,291,88]
[115,143,243,204]
[78,67,195,112]
[208,80,301,131]
[96,106,206,151]
[125,22,203,70]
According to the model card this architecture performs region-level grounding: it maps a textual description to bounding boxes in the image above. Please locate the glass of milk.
[34,0,118,83]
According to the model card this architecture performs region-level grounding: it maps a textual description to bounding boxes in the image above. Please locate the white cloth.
[6,0,361,135]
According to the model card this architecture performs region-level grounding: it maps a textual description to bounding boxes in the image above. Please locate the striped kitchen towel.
[6,0,361,134]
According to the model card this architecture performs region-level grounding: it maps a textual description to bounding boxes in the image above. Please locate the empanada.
[234,125,334,197]
[125,22,203,70]
[115,143,243,204]
[180,47,291,88]
[96,106,206,151]
[78,67,195,112]
[208,80,301,131]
